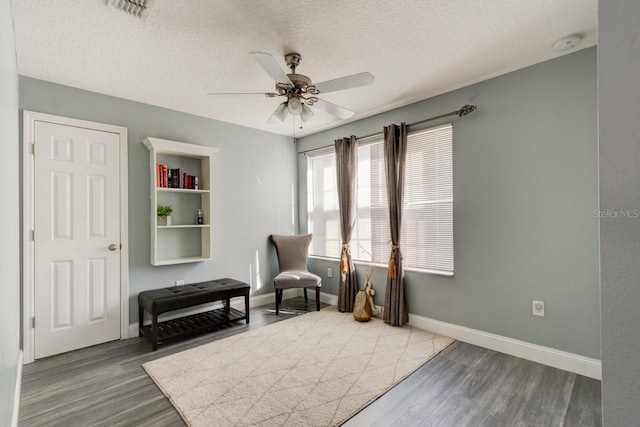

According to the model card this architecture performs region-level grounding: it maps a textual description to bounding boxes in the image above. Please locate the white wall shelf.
[151,256,212,266]
[157,225,211,229]
[143,137,217,266]
[157,188,210,194]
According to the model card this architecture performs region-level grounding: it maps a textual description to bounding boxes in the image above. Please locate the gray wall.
[19,77,296,323]
[298,48,600,358]
[0,0,21,422]
[598,1,640,424]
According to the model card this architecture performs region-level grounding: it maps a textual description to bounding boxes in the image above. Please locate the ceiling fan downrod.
[284,52,301,73]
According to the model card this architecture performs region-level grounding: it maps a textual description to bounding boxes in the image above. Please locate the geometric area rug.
[142,307,454,427]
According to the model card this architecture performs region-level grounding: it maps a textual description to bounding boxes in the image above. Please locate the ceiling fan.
[207,52,375,123]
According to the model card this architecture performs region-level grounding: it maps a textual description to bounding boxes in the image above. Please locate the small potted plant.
[157,204,173,226]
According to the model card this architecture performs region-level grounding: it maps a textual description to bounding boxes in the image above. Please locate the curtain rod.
[297,104,477,156]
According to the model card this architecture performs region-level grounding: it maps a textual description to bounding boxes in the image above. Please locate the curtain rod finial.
[457,105,477,117]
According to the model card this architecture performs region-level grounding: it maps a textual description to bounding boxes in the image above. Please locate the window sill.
[308,255,454,277]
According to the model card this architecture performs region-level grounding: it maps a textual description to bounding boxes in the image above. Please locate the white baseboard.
[408,313,602,380]
[12,350,23,427]
[307,290,338,306]
[126,288,600,380]
[128,289,301,338]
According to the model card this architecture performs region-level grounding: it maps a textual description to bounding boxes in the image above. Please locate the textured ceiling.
[11,0,597,137]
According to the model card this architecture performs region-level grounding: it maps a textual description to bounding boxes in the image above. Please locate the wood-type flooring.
[19,298,601,426]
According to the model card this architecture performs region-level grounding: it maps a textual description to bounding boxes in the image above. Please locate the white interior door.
[33,121,121,359]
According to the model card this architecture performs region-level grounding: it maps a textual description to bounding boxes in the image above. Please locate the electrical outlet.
[532,300,545,317]
[327,267,333,278]
[175,280,185,287]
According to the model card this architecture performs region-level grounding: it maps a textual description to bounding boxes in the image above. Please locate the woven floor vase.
[353,290,372,322]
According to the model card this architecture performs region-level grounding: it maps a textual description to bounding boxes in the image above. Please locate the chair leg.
[316,287,321,311]
[304,288,308,303]
[244,293,250,324]
[275,288,280,315]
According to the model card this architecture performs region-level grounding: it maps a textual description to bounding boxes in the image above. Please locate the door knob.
[108,244,118,251]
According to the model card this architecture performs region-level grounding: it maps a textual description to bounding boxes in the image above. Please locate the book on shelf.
[162,165,168,188]
[173,168,184,188]
[156,163,199,189]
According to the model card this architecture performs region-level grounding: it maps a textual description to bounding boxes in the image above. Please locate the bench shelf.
[140,307,247,348]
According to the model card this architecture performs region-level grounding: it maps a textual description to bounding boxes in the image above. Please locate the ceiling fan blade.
[310,99,355,120]
[301,104,315,122]
[267,103,288,123]
[313,72,375,94]
[207,92,279,97]
[250,52,293,85]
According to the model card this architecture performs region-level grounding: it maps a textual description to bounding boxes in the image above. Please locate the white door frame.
[22,111,129,364]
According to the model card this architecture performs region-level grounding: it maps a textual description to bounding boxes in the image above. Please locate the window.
[307,124,454,275]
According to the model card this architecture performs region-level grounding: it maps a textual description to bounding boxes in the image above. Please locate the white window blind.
[307,123,454,275]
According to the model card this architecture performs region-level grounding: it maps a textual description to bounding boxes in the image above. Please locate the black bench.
[138,278,250,351]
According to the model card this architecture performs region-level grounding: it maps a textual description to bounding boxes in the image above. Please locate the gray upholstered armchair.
[270,234,321,315]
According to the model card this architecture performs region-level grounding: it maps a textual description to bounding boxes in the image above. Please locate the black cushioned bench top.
[138,278,250,314]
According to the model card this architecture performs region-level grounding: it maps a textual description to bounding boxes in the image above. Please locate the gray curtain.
[335,136,359,312]
[383,123,409,326]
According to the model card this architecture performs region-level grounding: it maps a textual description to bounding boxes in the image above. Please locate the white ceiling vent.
[106,0,154,19]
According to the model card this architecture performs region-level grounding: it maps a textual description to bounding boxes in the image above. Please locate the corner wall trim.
[12,350,23,427]
[408,313,602,380]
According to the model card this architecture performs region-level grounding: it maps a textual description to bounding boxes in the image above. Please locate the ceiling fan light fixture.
[267,102,288,123]
[301,104,315,122]
[287,97,303,116]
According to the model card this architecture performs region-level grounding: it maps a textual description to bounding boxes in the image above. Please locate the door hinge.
[31,230,35,241]
[32,316,36,328]
[31,142,35,155]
